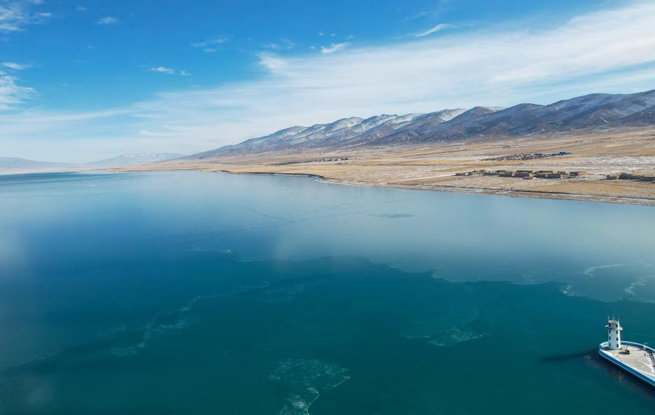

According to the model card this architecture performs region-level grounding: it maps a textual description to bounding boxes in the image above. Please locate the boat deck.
[600,343,655,380]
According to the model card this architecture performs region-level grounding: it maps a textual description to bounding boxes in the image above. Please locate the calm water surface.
[1,171,655,414]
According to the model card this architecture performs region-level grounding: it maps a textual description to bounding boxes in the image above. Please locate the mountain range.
[4,90,655,170]
[0,157,74,170]
[189,89,655,158]
[0,153,185,171]
[88,153,185,168]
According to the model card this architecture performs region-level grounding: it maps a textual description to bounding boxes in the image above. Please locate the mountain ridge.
[188,89,655,159]
[0,153,186,171]
[88,152,186,167]
[0,157,74,170]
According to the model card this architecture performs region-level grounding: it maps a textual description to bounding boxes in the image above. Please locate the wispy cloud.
[321,42,349,54]
[96,16,118,25]
[406,10,432,21]
[0,70,34,110]
[405,0,457,22]
[149,66,175,75]
[414,23,453,37]
[2,62,30,70]
[149,66,190,76]
[3,1,655,160]
[191,37,229,52]
[268,37,295,51]
[0,0,51,32]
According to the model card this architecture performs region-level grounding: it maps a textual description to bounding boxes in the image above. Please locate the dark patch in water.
[8,356,174,376]
[540,349,594,362]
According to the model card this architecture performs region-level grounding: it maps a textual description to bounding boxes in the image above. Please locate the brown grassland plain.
[122,128,655,206]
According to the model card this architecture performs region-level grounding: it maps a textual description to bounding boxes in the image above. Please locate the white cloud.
[415,23,453,37]
[97,16,118,25]
[2,62,30,70]
[0,107,139,161]
[406,11,432,21]
[149,67,191,76]
[0,0,51,32]
[0,71,34,110]
[268,37,295,51]
[149,66,175,75]
[191,37,229,52]
[77,6,87,12]
[3,0,655,161]
[321,42,349,54]
[406,0,456,22]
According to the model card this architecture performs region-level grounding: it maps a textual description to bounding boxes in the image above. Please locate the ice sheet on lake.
[427,327,487,347]
[559,263,655,302]
[270,358,350,415]
[105,283,271,357]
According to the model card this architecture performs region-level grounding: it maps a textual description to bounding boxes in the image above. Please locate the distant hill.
[88,153,185,168]
[0,157,73,171]
[187,89,655,158]
[0,153,186,173]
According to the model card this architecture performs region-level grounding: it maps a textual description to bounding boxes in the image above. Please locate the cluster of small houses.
[606,173,655,183]
[484,152,572,162]
[271,157,351,166]
[455,169,583,180]
[454,169,655,183]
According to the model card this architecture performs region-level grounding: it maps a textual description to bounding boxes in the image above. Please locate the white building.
[605,319,623,350]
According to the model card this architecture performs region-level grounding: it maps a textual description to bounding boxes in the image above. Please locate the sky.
[2,0,655,162]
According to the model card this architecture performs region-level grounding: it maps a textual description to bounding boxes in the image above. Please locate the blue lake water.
[1,171,655,414]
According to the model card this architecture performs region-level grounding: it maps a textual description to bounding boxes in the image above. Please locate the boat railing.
[622,341,655,353]
[621,341,655,369]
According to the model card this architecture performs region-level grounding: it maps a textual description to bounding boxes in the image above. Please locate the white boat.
[598,319,655,387]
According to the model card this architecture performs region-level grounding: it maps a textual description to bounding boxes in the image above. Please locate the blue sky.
[2,0,655,161]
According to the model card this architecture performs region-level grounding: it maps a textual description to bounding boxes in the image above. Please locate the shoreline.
[239,170,655,207]
[322,178,655,206]
[6,129,655,207]
[125,166,655,207]
[3,166,654,207]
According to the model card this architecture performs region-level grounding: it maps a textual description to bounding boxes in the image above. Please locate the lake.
[1,171,655,414]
